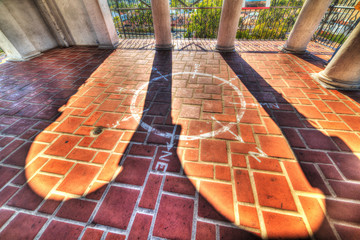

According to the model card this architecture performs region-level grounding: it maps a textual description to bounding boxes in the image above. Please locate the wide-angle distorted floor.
[0,41,359,240]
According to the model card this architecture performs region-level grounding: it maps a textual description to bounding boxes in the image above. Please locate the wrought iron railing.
[108,0,154,38]
[314,0,360,49]
[236,4,303,40]
[108,0,305,40]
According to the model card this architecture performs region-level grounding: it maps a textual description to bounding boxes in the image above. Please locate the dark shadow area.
[221,51,360,239]
[114,49,183,173]
[291,51,329,68]
[339,90,360,105]
[0,47,113,209]
[91,50,261,239]
[2,47,357,239]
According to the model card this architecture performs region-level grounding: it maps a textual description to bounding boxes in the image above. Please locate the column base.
[311,72,360,90]
[6,51,41,62]
[216,45,235,52]
[280,46,307,55]
[99,41,121,49]
[155,44,173,51]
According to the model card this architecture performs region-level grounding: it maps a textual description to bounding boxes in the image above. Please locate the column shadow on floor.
[221,51,359,240]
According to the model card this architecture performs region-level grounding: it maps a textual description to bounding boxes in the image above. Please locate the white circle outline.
[130,72,246,141]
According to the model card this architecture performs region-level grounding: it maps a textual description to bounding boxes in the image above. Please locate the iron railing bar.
[136,9,143,39]
[109,0,308,44]
[251,9,258,39]
[132,10,139,39]
[283,7,300,40]
[139,0,150,8]
[190,0,202,7]
[128,9,135,38]
[244,9,252,38]
[147,7,153,39]
[330,7,357,47]
[324,6,354,48]
[272,7,283,40]
[326,7,354,47]
[113,6,302,11]
[280,9,297,40]
[115,0,127,38]
[251,8,262,38]
[314,0,357,50]
[337,12,360,43]
[177,0,188,7]
[314,0,339,41]
[272,8,283,39]
[261,7,273,39]
[284,7,298,39]
[332,6,356,9]
[237,9,245,40]
[263,8,273,39]
[274,8,285,39]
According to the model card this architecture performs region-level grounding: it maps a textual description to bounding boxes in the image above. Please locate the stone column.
[216,0,244,52]
[312,23,360,89]
[151,0,172,50]
[282,0,332,53]
[83,0,120,49]
[0,1,41,61]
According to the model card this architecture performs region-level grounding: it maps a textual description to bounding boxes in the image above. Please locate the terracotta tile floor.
[0,41,359,240]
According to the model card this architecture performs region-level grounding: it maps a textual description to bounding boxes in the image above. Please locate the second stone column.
[151,0,172,50]
[216,0,244,52]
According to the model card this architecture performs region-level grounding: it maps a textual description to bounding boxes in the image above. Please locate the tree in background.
[183,0,223,38]
[109,0,153,37]
[182,0,304,39]
[108,0,305,39]
[237,0,304,39]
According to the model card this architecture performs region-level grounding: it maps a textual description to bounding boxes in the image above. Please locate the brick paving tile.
[41,158,74,175]
[0,213,47,240]
[81,228,104,240]
[198,194,229,222]
[334,224,360,240]
[1,42,360,239]
[39,220,84,240]
[105,232,126,240]
[262,211,308,239]
[56,164,99,195]
[56,199,97,222]
[38,199,61,214]
[93,186,139,229]
[7,175,59,210]
[115,156,150,185]
[329,152,360,181]
[0,166,19,188]
[238,205,260,229]
[163,175,196,195]
[328,180,360,200]
[196,221,216,240]
[219,226,261,240]
[0,186,18,206]
[153,194,194,240]
[138,173,162,209]
[234,169,255,203]
[200,181,235,222]
[44,135,81,157]
[254,172,297,211]
[299,196,337,240]
[0,209,14,228]
[128,213,152,240]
